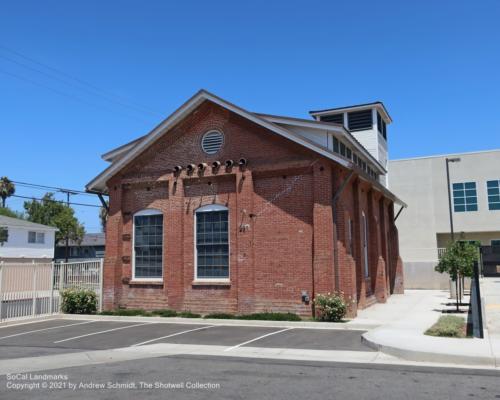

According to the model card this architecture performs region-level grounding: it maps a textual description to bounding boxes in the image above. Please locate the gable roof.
[86,89,351,193]
[0,215,58,231]
[255,112,386,173]
[86,90,405,207]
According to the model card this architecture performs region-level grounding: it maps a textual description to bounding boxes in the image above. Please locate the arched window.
[195,204,229,279]
[133,209,163,280]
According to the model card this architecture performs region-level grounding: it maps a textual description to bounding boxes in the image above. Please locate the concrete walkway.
[362,289,500,367]
[481,277,500,366]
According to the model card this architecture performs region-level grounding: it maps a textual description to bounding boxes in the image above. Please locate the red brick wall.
[102,100,403,317]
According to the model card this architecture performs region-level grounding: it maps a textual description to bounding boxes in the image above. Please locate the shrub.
[151,309,178,317]
[314,293,347,322]
[204,313,236,319]
[425,316,468,338]
[60,288,97,315]
[178,311,201,318]
[237,312,301,321]
[99,308,150,316]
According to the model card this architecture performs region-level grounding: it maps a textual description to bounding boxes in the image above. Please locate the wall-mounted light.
[198,162,207,171]
[238,158,247,168]
[173,165,183,174]
[186,164,196,174]
[225,159,234,168]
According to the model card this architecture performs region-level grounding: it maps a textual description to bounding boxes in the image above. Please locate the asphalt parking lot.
[0,318,372,360]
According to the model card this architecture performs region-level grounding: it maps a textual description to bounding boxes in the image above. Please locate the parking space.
[0,318,373,361]
[152,325,281,347]
[241,328,371,351]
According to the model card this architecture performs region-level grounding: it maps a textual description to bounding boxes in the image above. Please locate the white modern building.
[0,215,57,262]
[389,149,500,288]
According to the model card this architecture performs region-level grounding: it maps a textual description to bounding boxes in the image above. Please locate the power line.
[11,180,93,196]
[0,68,153,124]
[0,44,163,118]
[11,194,102,208]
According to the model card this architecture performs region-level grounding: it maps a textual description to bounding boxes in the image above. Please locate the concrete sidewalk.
[481,277,500,366]
[362,289,500,367]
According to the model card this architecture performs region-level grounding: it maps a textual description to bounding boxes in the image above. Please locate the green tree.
[435,241,478,310]
[99,201,109,233]
[23,193,85,244]
[0,206,24,219]
[0,177,15,208]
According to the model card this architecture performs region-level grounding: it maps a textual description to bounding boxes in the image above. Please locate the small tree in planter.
[435,241,478,311]
[314,292,348,322]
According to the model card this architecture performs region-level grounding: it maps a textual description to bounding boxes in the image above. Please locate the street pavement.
[1,354,499,400]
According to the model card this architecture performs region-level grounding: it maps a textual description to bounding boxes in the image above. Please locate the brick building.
[86,90,405,317]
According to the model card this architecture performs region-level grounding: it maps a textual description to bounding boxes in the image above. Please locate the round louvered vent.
[201,130,224,155]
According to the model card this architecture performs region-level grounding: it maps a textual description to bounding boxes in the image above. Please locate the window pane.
[36,232,45,244]
[196,210,229,279]
[453,182,478,212]
[28,231,36,243]
[487,180,500,211]
[134,213,163,279]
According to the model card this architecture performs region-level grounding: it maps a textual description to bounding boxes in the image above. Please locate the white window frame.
[194,204,230,282]
[28,231,45,244]
[132,208,164,282]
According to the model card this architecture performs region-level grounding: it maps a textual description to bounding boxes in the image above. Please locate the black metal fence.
[481,245,500,277]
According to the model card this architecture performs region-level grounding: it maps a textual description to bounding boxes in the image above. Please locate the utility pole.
[61,190,77,262]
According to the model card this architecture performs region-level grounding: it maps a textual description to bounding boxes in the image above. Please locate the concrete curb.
[54,313,379,330]
[0,315,58,329]
[362,330,497,367]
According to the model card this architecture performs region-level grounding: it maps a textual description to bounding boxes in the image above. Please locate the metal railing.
[0,259,103,322]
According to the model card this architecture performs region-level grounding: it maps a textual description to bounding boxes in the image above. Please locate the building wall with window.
[0,216,57,262]
[97,98,403,317]
[389,149,500,288]
[54,233,105,261]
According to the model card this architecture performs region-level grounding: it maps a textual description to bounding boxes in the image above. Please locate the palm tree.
[0,177,15,208]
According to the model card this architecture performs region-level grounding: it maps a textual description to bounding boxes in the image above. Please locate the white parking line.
[54,323,151,344]
[224,328,293,352]
[132,325,216,347]
[0,321,96,340]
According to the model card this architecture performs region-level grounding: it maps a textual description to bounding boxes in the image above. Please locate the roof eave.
[309,102,392,124]
[258,114,386,174]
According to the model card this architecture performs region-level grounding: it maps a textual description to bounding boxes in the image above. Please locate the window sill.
[128,280,164,287]
[192,280,231,287]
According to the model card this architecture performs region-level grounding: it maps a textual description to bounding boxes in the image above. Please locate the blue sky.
[0,1,499,232]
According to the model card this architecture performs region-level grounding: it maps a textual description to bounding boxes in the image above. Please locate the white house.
[0,215,57,262]
[389,149,500,288]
